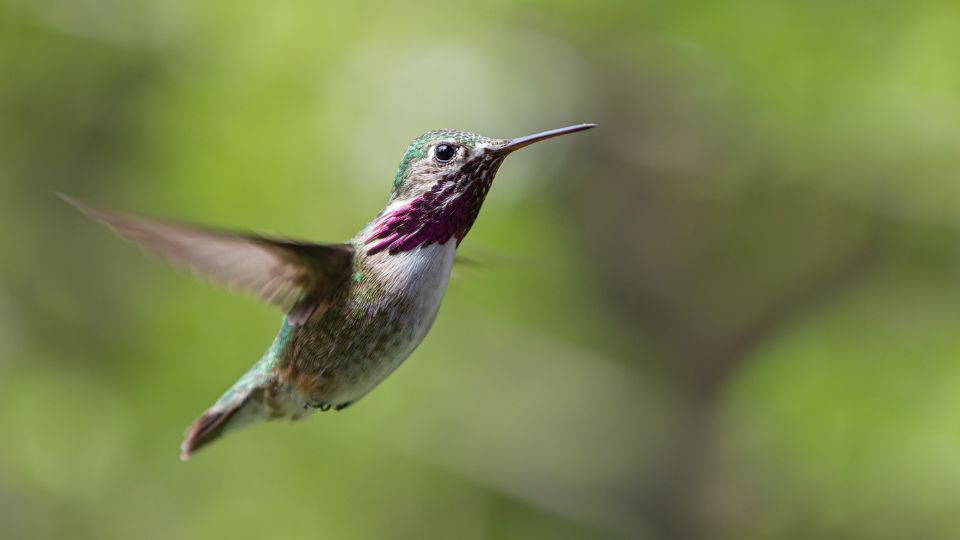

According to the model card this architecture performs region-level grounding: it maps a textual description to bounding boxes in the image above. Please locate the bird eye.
[434,144,456,163]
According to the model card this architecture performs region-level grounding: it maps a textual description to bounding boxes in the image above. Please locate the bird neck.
[364,159,503,256]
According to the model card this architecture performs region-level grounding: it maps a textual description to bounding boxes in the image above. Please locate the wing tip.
[56,192,115,225]
[55,191,88,212]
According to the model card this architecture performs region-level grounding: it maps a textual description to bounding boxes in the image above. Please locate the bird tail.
[179,358,287,460]
[180,398,249,460]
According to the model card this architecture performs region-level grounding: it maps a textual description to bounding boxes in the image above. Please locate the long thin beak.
[491,123,596,155]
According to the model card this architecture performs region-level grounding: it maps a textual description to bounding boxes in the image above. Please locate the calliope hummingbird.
[62,123,595,459]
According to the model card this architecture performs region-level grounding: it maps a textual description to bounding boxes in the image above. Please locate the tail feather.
[179,347,297,460]
[180,397,250,461]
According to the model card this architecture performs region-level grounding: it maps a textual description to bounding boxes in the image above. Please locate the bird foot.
[304,400,332,411]
[304,400,354,412]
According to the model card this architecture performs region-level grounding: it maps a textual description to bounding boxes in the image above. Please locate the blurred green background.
[2,0,960,538]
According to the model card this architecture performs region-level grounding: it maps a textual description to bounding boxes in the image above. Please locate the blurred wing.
[60,194,353,324]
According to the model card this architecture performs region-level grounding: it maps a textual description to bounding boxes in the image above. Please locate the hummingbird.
[61,123,595,460]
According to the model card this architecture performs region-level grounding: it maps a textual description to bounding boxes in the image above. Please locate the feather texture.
[59,194,353,324]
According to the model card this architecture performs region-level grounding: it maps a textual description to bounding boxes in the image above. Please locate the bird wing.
[60,194,353,325]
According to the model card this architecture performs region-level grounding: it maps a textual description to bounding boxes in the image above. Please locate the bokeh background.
[2,0,960,538]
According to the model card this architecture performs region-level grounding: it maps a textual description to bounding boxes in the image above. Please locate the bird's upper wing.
[61,194,353,325]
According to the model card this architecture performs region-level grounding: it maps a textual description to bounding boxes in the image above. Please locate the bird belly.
[286,241,456,407]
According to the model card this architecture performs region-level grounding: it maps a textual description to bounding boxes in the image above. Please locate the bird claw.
[304,400,332,411]
[304,400,354,412]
